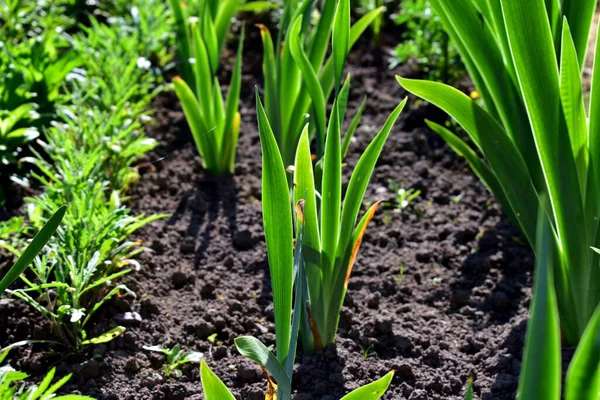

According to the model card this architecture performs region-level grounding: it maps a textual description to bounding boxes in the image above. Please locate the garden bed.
[1,36,539,399]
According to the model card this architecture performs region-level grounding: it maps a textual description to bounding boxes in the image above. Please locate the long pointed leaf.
[0,205,66,295]
[565,303,600,399]
[397,77,538,245]
[234,336,291,395]
[256,91,293,361]
[200,360,236,400]
[340,371,394,400]
[517,204,561,400]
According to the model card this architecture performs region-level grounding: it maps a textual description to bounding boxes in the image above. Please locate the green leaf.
[340,370,394,400]
[215,0,242,53]
[256,91,293,361]
[257,25,281,147]
[168,0,193,87]
[0,205,66,295]
[331,0,350,91]
[342,96,366,160]
[191,22,216,128]
[319,7,384,99]
[172,77,216,171]
[321,102,342,286]
[424,120,511,220]
[238,1,279,13]
[288,16,327,153]
[502,0,590,338]
[464,377,474,400]
[517,203,561,400]
[200,360,236,400]
[559,19,588,193]
[293,125,322,338]
[397,77,538,245]
[200,2,220,76]
[222,26,245,173]
[564,302,600,399]
[234,336,291,395]
[81,326,126,346]
[40,370,71,398]
[561,0,597,66]
[337,98,406,259]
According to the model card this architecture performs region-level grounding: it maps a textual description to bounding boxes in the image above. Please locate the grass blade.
[0,205,66,294]
[222,26,245,173]
[337,98,405,261]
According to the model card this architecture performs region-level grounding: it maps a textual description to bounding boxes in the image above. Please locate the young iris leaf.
[200,360,236,400]
[398,0,600,345]
[252,84,404,400]
[340,370,394,400]
[516,202,600,398]
[258,0,383,166]
[169,0,245,175]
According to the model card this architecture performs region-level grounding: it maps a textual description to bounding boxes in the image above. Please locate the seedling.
[388,180,421,211]
[143,344,203,378]
[359,344,377,359]
[394,261,406,283]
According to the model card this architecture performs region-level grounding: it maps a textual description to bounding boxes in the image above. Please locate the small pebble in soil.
[228,299,243,313]
[212,346,228,360]
[171,270,192,289]
[374,314,394,334]
[366,292,381,309]
[195,319,215,337]
[233,229,257,250]
[180,238,196,254]
[237,362,258,382]
[124,358,141,373]
[393,362,415,379]
[141,371,164,388]
[200,281,216,295]
[74,359,102,379]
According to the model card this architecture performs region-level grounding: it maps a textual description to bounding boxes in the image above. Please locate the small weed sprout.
[143,344,203,378]
[359,344,377,359]
[388,180,421,211]
[394,261,406,283]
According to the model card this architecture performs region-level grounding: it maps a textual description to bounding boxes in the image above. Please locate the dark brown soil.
[1,39,539,399]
